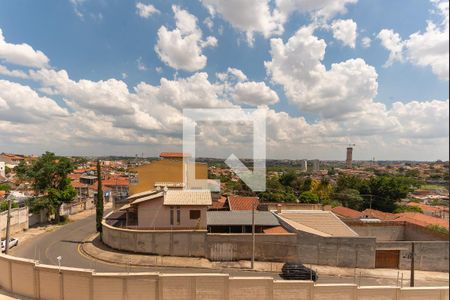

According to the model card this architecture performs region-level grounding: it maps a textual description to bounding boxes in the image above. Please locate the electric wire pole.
[4,191,11,254]
[251,202,255,269]
[410,242,415,287]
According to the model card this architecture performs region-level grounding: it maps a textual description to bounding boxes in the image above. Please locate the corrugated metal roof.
[163,190,212,206]
[207,211,280,226]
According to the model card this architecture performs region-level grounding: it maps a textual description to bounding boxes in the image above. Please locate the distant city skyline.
[0,0,448,160]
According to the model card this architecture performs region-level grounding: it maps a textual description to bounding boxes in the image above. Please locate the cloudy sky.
[0,0,448,161]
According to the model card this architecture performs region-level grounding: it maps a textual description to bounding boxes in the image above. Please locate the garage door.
[375,250,400,268]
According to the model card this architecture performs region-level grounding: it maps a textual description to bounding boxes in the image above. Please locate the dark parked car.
[280,263,318,281]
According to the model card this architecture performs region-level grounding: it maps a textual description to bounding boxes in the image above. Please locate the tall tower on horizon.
[346,147,353,169]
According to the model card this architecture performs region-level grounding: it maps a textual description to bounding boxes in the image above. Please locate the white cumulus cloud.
[233,81,280,106]
[136,2,159,18]
[155,6,217,71]
[331,19,357,48]
[265,26,378,118]
[0,28,49,68]
[0,79,68,123]
[378,0,449,80]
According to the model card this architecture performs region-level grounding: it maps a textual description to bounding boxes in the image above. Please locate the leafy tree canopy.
[16,152,76,222]
[299,191,320,204]
[394,204,423,213]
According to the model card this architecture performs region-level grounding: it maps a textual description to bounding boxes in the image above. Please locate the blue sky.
[0,0,448,160]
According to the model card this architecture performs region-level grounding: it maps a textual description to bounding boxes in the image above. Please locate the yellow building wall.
[129,159,208,195]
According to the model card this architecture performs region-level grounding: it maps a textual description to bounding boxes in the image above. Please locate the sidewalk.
[81,233,449,284]
[11,203,111,245]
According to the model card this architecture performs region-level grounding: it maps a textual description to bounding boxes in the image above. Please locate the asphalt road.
[10,215,448,286]
[10,214,282,276]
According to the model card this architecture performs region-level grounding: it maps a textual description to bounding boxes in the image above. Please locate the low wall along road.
[0,254,448,300]
[102,218,449,272]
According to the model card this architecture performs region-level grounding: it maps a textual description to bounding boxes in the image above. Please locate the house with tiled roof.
[121,189,212,229]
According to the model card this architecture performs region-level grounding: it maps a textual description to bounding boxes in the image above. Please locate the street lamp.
[57,256,62,272]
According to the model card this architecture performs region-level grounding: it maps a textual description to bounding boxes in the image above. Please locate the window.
[190,210,201,220]
[170,207,174,225]
[176,206,181,225]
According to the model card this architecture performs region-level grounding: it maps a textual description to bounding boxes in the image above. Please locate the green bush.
[426,224,449,235]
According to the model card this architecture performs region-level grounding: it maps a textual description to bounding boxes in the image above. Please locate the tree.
[394,205,423,213]
[16,151,76,222]
[0,184,11,192]
[333,188,364,210]
[366,175,418,212]
[0,200,18,212]
[299,191,320,203]
[311,177,333,203]
[300,177,313,193]
[280,171,297,188]
[426,224,449,235]
[96,160,104,233]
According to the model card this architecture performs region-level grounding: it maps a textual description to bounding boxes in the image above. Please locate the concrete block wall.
[0,206,29,237]
[102,221,449,271]
[376,241,449,272]
[346,221,448,241]
[206,233,298,262]
[347,222,405,241]
[403,223,448,241]
[296,231,377,269]
[0,254,448,300]
[102,222,207,257]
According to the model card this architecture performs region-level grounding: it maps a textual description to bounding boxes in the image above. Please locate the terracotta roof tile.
[159,152,191,158]
[332,206,363,219]
[71,181,88,188]
[407,202,441,213]
[263,226,289,234]
[210,196,227,209]
[228,195,260,211]
[394,212,449,229]
[103,177,129,186]
[361,209,397,221]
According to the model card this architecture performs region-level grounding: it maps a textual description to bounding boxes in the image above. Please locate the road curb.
[79,233,449,283]
[79,233,275,272]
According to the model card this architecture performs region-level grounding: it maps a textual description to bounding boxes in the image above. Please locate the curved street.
[9,213,282,276]
[9,213,448,286]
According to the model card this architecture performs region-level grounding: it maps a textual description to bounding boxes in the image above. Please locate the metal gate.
[209,243,237,261]
[375,250,400,268]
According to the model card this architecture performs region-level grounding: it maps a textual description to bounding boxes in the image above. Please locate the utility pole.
[251,202,255,269]
[410,242,415,287]
[5,191,11,254]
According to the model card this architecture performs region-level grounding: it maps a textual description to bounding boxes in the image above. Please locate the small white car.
[1,238,18,252]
